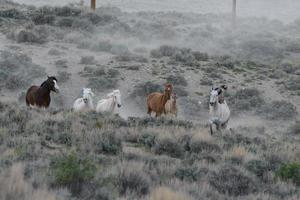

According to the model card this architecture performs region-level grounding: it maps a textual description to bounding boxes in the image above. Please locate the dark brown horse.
[147,84,173,117]
[26,76,59,108]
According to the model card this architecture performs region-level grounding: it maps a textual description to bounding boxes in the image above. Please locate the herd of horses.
[25,76,230,135]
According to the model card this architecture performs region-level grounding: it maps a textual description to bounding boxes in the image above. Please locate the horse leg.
[147,107,152,116]
[210,124,213,135]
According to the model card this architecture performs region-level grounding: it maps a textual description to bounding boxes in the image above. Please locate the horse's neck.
[108,96,116,111]
[37,84,51,97]
[161,92,170,105]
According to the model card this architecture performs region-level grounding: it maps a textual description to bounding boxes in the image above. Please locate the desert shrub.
[55,59,68,68]
[80,184,112,200]
[115,53,148,63]
[193,51,209,61]
[276,163,300,186]
[189,140,222,154]
[284,78,300,91]
[165,74,188,86]
[127,117,193,128]
[50,152,96,194]
[72,18,94,32]
[150,45,178,58]
[48,48,62,56]
[107,69,120,78]
[91,40,112,52]
[264,154,285,172]
[173,86,188,96]
[94,131,122,155]
[200,77,213,86]
[80,56,96,65]
[172,48,194,64]
[57,71,71,83]
[31,13,55,25]
[0,8,25,19]
[9,27,49,44]
[228,88,265,112]
[56,17,75,27]
[154,137,184,158]
[175,166,208,182]
[117,169,150,196]
[222,133,264,150]
[82,12,116,25]
[87,77,118,92]
[138,132,156,148]
[245,159,269,181]
[287,121,300,135]
[130,81,163,106]
[209,165,257,196]
[257,101,297,120]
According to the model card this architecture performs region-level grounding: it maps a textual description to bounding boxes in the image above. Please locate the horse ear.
[217,88,222,95]
[221,85,228,90]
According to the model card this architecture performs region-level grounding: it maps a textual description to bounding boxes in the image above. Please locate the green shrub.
[154,137,184,158]
[276,163,300,186]
[175,166,208,182]
[94,131,122,155]
[138,132,156,148]
[50,152,96,194]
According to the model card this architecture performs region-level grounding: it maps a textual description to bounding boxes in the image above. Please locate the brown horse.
[26,76,59,108]
[147,84,173,117]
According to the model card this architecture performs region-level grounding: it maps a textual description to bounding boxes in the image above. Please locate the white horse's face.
[114,90,122,108]
[82,88,94,103]
[210,89,219,106]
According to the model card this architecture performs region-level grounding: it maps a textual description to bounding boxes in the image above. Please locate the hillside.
[0,1,299,199]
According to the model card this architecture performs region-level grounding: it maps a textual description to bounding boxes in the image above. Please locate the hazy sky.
[12,0,300,23]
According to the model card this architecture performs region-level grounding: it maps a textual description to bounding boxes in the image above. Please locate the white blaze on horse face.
[210,90,218,105]
[53,80,59,92]
[114,91,122,107]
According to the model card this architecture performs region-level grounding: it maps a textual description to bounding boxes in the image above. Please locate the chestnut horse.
[25,76,59,108]
[147,84,173,117]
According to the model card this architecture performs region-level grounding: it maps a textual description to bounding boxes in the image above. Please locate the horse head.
[113,90,122,108]
[82,88,94,103]
[164,84,173,99]
[210,87,222,106]
[46,76,59,93]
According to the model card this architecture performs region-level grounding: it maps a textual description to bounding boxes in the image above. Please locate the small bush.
[55,59,68,68]
[31,14,55,25]
[72,19,94,32]
[228,88,265,112]
[150,45,178,58]
[189,140,222,154]
[94,131,122,155]
[138,132,156,148]
[87,77,118,92]
[175,166,208,182]
[56,17,75,27]
[166,74,188,86]
[287,121,300,135]
[117,169,150,196]
[154,137,184,158]
[284,78,300,91]
[209,165,257,196]
[257,101,297,120]
[80,56,96,65]
[193,51,209,61]
[245,159,269,180]
[50,152,96,194]
[276,163,300,186]
[57,71,71,83]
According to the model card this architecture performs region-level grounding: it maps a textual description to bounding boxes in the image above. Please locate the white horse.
[73,88,95,112]
[209,85,230,135]
[96,89,122,113]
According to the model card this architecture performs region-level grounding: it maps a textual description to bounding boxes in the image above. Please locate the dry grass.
[0,163,56,200]
[149,187,192,200]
